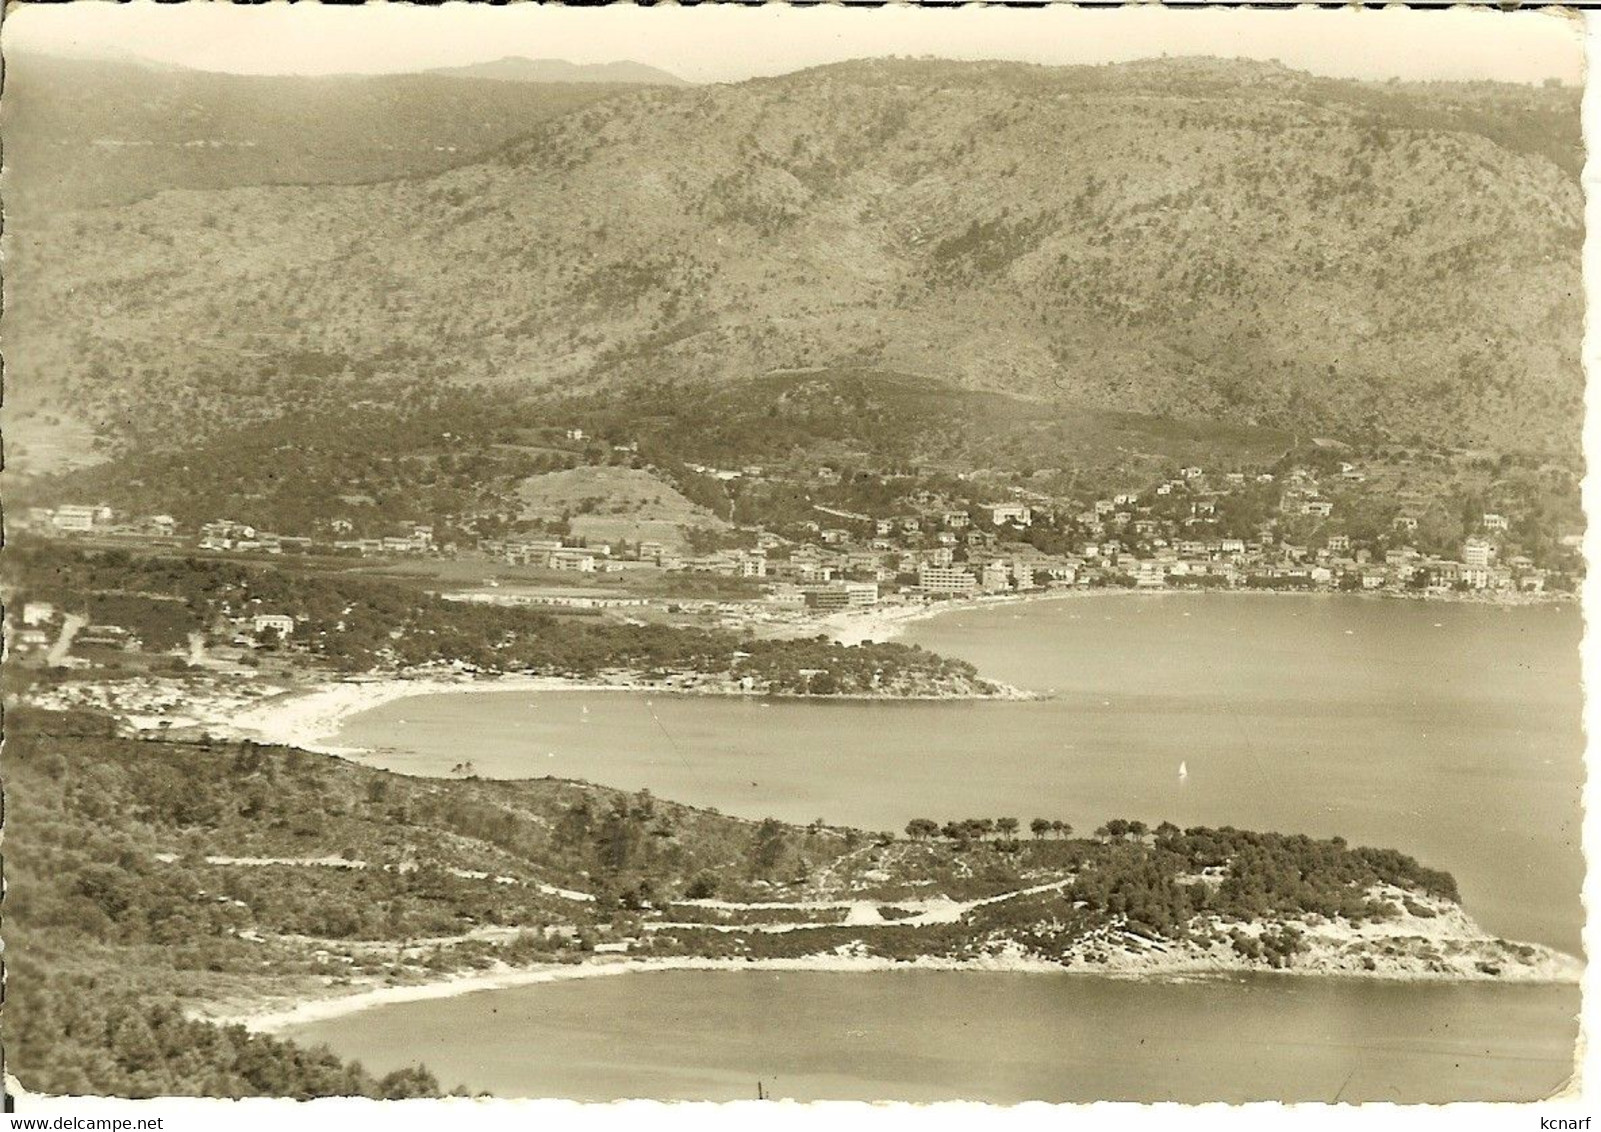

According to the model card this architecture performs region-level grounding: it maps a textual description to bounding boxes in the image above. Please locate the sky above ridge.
[2,2,1584,86]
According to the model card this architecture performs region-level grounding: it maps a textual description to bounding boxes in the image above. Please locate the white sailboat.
[1178,760,1189,783]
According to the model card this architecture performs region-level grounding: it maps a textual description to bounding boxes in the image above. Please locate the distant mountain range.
[0,51,668,211]
[5,55,1583,463]
[426,56,688,86]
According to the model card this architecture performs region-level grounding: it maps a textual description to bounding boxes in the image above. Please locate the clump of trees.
[8,544,989,696]
[8,692,1471,1095]
[1062,822,1454,948]
[904,816,1075,842]
[904,816,1050,844]
[892,813,1459,965]
[7,971,443,1100]
[909,819,1018,845]
[3,707,865,1097]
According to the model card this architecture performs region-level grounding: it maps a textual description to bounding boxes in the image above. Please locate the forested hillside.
[7,707,1496,1096]
[7,56,1581,462]
[3,707,859,1096]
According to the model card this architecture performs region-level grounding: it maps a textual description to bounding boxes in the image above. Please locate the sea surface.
[285,970,1579,1103]
[317,593,1585,1100]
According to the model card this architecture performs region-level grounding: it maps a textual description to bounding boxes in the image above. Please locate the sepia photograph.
[0,0,1590,1114]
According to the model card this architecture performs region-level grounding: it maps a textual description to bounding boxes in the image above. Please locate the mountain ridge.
[425,56,689,85]
[0,52,671,212]
[6,56,1582,457]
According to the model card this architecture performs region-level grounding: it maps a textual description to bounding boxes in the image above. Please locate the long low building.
[916,564,978,595]
[441,590,649,609]
[801,581,880,610]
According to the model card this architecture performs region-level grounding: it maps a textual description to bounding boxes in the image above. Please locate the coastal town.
[2,3,1587,1107]
[10,442,1580,673]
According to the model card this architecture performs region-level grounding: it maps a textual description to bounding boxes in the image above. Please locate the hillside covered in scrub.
[6,706,1576,1097]
[7,56,1581,466]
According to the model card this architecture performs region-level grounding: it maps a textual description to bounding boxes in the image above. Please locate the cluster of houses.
[481,536,614,573]
[7,593,302,669]
[480,535,778,579]
[22,504,177,539]
[719,464,1561,603]
[199,520,437,558]
[217,522,431,558]
[18,504,445,560]
[20,457,1570,618]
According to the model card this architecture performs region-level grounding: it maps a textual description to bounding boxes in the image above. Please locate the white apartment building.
[917,564,978,595]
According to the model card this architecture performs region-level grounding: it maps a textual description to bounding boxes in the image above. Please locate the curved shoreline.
[221,943,1582,1036]
[165,591,1584,1040]
[220,593,1052,755]
[226,671,1035,758]
[222,588,1162,751]
[819,584,1574,648]
[817,589,1072,646]
[208,587,1574,754]
[229,675,640,756]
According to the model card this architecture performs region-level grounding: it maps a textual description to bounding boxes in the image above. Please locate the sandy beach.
[224,666,1032,757]
[227,674,643,755]
[216,922,1583,1036]
[218,952,1058,1034]
[210,888,1583,1036]
[816,600,951,647]
[814,588,1088,646]
[217,594,1035,753]
[50,586,1556,756]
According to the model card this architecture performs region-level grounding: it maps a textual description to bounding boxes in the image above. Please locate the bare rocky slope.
[6,57,1582,456]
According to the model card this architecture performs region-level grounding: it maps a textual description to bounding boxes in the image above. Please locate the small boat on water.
[1178,761,1189,783]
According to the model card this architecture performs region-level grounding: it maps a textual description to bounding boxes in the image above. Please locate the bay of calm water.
[318,593,1585,1100]
[285,970,1578,1103]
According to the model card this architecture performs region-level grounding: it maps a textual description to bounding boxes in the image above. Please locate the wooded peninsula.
[7,705,1575,1099]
